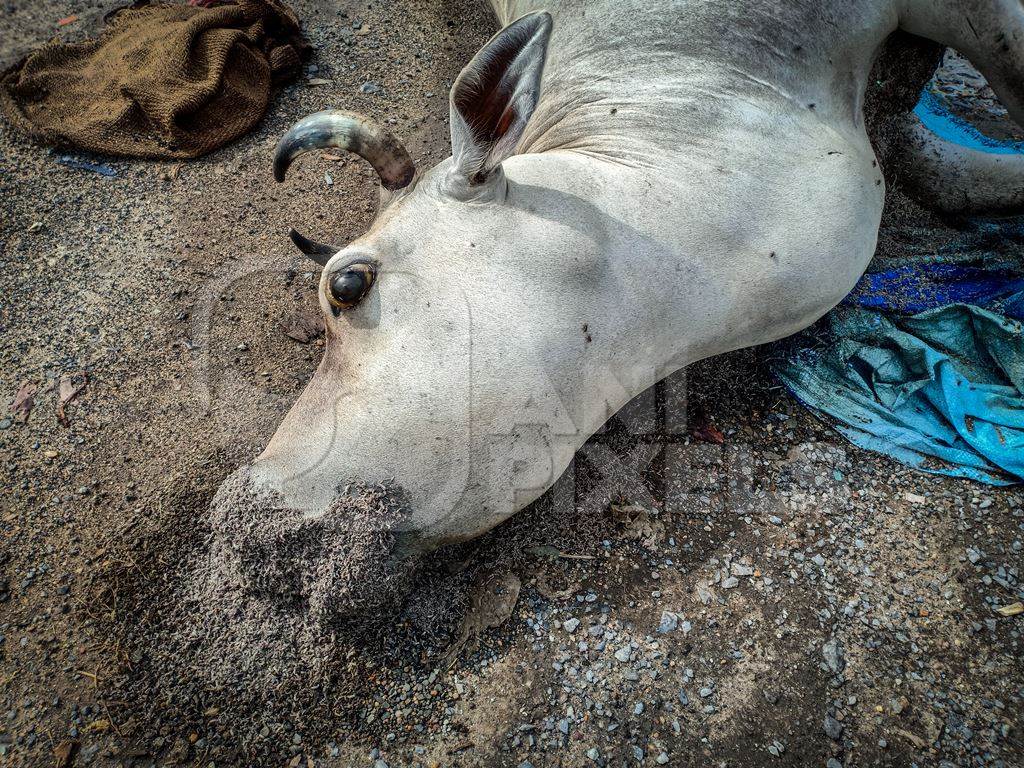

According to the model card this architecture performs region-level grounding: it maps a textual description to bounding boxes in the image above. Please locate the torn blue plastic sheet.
[844,263,1024,317]
[776,305,1024,485]
[57,155,117,177]
[914,90,1024,155]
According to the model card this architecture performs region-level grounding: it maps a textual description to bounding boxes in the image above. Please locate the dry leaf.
[444,570,520,666]
[53,740,78,768]
[306,78,333,86]
[995,602,1023,617]
[892,728,927,749]
[11,381,37,422]
[57,372,88,426]
[84,718,109,734]
[611,502,665,549]
[535,571,582,601]
[57,14,78,25]
[280,310,324,344]
[693,423,725,444]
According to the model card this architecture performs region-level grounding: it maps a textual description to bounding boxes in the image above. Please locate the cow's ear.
[448,11,553,186]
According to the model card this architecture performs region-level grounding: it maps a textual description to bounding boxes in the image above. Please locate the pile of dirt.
[208,467,417,622]
[93,421,628,747]
[96,467,413,737]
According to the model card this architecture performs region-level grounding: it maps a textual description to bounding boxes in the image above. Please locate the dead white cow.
[212,0,1024,613]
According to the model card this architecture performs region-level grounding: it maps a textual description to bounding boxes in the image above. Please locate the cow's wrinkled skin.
[222,1,1024,583]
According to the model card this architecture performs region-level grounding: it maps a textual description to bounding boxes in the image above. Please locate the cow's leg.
[896,102,1024,214]
[897,0,1024,212]
[901,0,1024,122]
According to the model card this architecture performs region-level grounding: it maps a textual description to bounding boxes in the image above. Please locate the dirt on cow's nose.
[207,466,420,622]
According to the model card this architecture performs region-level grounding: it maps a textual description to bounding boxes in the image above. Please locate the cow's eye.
[327,261,376,311]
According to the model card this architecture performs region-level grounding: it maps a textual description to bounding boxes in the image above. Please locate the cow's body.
[215,0,1024,613]
[502,0,890,385]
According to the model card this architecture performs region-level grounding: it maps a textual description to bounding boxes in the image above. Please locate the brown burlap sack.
[0,0,310,159]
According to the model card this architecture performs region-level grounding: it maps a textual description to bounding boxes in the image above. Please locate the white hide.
[249,0,1024,548]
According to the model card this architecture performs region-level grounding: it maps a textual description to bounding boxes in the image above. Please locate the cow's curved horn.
[273,110,415,191]
[289,228,339,266]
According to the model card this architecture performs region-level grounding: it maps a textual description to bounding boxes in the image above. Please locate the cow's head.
[210,12,595,617]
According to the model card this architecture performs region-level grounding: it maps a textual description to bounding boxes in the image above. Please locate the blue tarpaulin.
[776,300,1024,485]
[914,90,1024,156]
[774,76,1024,485]
[845,262,1024,317]
[777,223,1024,484]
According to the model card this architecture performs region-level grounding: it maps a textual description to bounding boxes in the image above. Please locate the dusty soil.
[1,3,1022,768]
